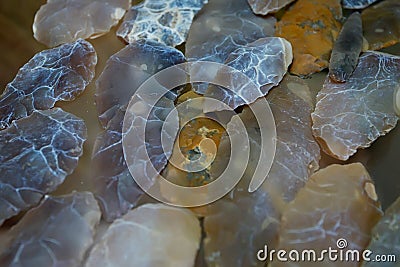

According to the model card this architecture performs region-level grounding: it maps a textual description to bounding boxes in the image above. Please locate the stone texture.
[204,75,321,267]
[272,163,383,267]
[117,0,207,47]
[0,39,96,130]
[95,40,185,128]
[162,97,226,187]
[362,0,400,51]
[92,40,184,221]
[395,86,400,117]
[329,12,363,83]
[85,204,201,267]
[204,37,293,109]
[362,196,400,267]
[33,0,130,47]
[342,0,379,9]
[0,108,86,225]
[0,192,100,267]
[91,106,143,222]
[275,0,342,76]
[312,51,400,161]
[185,0,276,64]
[247,0,296,15]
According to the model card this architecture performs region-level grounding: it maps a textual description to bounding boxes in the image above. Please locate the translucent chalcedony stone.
[91,106,143,222]
[362,0,400,51]
[275,0,342,76]
[33,0,130,47]
[342,0,379,9]
[95,40,185,128]
[0,192,101,267]
[204,75,320,267]
[247,0,296,15]
[312,51,400,160]
[362,196,400,267]
[0,39,97,130]
[117,0,207,47]
[329,12,363,83]
[92,40,185,222]
[204,37,293,109]
[85,204,201,267]
[271,163,382,267]
[185,0,276,64]
[0,108,87,225]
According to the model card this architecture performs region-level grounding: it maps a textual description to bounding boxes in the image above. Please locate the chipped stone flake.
[205,37,293,109]
[362,196,400,267]
[0,192,100,267]
[247,0,296,15]
[275,0,342,76]
[204,76,320,267]
[0,39,96,130]
[95,40,185,128]
[92,41,184,222]
[343,0,379,9]
[0,108,87,224]
[329,12,363,83]
[91,107,144,222]
[117,0,207,47]
[312,51,400,161]
[85,204,201,267]
[362,0,400,51]
[272,163,382,267]
[33,0,130,47]
[185,0,276,63]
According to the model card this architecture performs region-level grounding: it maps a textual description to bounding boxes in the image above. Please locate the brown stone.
[272,163,383,267]
[362,0,400,51]
[0,192,101,266]
[85,204,201,267]
[275,0,342,76]
[33,0,130,47]
[312,51,400,161]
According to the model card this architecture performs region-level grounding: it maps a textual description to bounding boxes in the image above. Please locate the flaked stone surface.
[0,192,100,267]
[0,39,96,130]
[95,40,185,128]
[204,76,320,267]
[247,0,296,15]
[0,108,86,225]
[312,51,400,161]
[329,12,363,83]
[185,0,276,64]
[117,0,207,47]
[362,0,400,51]
[204,37,293,109]
[33,0,130,47]
[396,86,400,117]
[122,81,180,198]
[271,163,383,267]
[85,204,201,267]
[275,0,342,76]
[362,196,400,267]
[342,0,379,9]
[91,107,144,222]
[92,41,184,221]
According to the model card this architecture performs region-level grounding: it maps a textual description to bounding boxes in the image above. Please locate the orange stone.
[275,0,342,76]
[162,91,226,187]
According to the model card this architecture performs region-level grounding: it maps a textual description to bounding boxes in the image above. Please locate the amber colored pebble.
[275,0,342,76]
